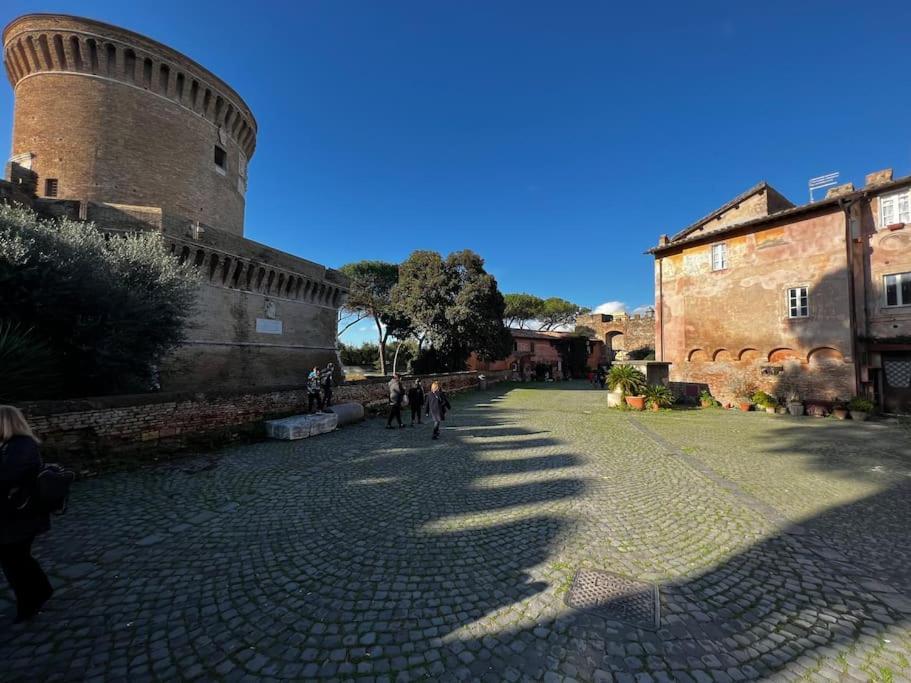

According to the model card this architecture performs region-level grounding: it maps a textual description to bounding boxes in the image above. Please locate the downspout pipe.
[838,195,862,397]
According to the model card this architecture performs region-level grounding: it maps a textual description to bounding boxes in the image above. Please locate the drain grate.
[566,569,660,628]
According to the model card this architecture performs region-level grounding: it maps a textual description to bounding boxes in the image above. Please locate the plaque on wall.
[256,318,283,334]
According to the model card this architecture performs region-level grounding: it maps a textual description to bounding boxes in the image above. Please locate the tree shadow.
[2,385,909,681]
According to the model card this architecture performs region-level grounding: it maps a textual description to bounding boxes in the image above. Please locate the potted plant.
[607,364,646,410]
[645,384,675,411]
[831,399,849,420]
[728,377,754,412]
[751,390,777,414]
[848,396,874,421]
[698,389,719,408]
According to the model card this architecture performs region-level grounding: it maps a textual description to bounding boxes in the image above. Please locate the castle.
[2,13,347,391]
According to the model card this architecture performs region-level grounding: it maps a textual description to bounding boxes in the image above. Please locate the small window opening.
[214,145,227,173]
[44,178,58,197]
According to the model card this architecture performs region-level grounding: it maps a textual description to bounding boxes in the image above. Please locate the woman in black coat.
[424,382,452,440]
[0,405,53,623]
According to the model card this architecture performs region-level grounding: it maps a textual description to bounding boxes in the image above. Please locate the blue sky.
[4,1,911,345]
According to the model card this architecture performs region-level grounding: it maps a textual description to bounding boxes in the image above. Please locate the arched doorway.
[605,331,625,361]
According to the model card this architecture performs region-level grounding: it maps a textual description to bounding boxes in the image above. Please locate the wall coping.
[18,370,486,417]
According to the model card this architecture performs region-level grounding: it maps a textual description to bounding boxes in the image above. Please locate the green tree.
[0,205,198,397]
[538,297,590,331]
[503,293,544,329]
[390,250,449,353]
[338,260,405,375]
[442,250,513,367]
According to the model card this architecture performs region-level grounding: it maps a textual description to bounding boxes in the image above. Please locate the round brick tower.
[3,14,257,235]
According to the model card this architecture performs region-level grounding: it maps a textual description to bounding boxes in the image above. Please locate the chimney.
[825,183,855,199]
[865,168,893,188]
[658,234,669,246]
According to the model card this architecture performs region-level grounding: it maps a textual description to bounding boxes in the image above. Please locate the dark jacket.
[0,435,50,544]
[424,391,451,421]
[388,379,404,406]
[407,385,425,409]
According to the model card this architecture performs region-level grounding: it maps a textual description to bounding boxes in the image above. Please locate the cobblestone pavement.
[2,383,910,682]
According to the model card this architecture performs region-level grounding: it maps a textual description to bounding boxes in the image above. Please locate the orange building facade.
[651,169,911,413]
[468,329,604,379]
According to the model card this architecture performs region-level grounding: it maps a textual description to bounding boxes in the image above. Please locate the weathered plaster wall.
[657,208,857,403]
[576,313,655,357]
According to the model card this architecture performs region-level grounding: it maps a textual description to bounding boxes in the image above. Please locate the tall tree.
[443,250,513,365]
[538,297,590,331]
[503,293,544,329]
[338,260,402,375]
[390,250,449,353]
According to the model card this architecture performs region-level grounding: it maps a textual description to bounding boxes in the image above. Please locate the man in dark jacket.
[386,374,405,429]
[321,363,335,408]
[1,406,53,623]
[424,382,451,440]
[407,379,425,427]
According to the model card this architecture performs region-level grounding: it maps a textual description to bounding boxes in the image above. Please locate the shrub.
[698,390,721,408]
[644,384,675,409]
[750,390,776,409]
[607,364,646,398]
[848,396,874,413]
[727,376,756,401]
[0,205,198,397]
[0,321,60,401]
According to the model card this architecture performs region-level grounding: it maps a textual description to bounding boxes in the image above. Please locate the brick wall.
[5,14,257,235]
[19,371,507,468]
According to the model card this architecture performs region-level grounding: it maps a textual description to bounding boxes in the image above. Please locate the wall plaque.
[255,318,283,334]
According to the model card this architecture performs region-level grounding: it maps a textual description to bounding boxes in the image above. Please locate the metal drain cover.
[566,569,660,628]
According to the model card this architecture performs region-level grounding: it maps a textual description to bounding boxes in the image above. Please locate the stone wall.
[19,371,507,468]
[575,312,655,359]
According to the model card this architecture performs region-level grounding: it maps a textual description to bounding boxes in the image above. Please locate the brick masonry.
[20,371,506,467]
[4,14,255,234]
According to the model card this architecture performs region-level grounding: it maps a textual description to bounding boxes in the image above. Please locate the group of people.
[306,362,336,413]
[587,367,607,389]
[386,374,451,440]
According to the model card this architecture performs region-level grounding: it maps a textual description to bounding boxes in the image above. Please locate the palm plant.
[607,364,646,399]
[0,320,59,401]
[644,384,675,410]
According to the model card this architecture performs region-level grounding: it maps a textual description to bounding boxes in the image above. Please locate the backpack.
[1,441,74,516]
[36,464,75,515]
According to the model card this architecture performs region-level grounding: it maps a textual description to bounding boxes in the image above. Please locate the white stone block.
[265,413,338,440]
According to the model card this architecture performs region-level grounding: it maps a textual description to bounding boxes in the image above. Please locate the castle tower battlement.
[3,14,257,235]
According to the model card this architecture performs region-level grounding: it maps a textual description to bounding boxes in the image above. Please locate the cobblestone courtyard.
[2,383,911,682]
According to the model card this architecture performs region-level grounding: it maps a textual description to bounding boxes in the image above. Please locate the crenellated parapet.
[3,14,256,157]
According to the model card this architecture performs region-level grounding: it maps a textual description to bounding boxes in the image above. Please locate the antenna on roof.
[808,172,839,203]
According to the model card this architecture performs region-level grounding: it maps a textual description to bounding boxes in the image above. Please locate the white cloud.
[632,304,654,315]
[357,326,371,332]
[592,300,627,315]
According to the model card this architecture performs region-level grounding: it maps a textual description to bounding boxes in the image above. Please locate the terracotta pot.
[738,402,751,412]
[850,410,868,422]
[625,395,646,411]
[700,399,712,408]
[832,408,849,420]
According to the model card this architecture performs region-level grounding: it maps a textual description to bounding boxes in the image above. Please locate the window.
[880,189,911,227]
[711,243,727,271]
[44,178,58,197]
[530,342,536,353]
[214,145,227,174]
[787,286,809,318]
[884,272,911,307]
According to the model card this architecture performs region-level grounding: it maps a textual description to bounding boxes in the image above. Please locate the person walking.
[424,382,451,440]
[0,406,53,623]
[307,368,324,413]
[386,373,405,429]
[321,362,335,408]
[407,379,425,426]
